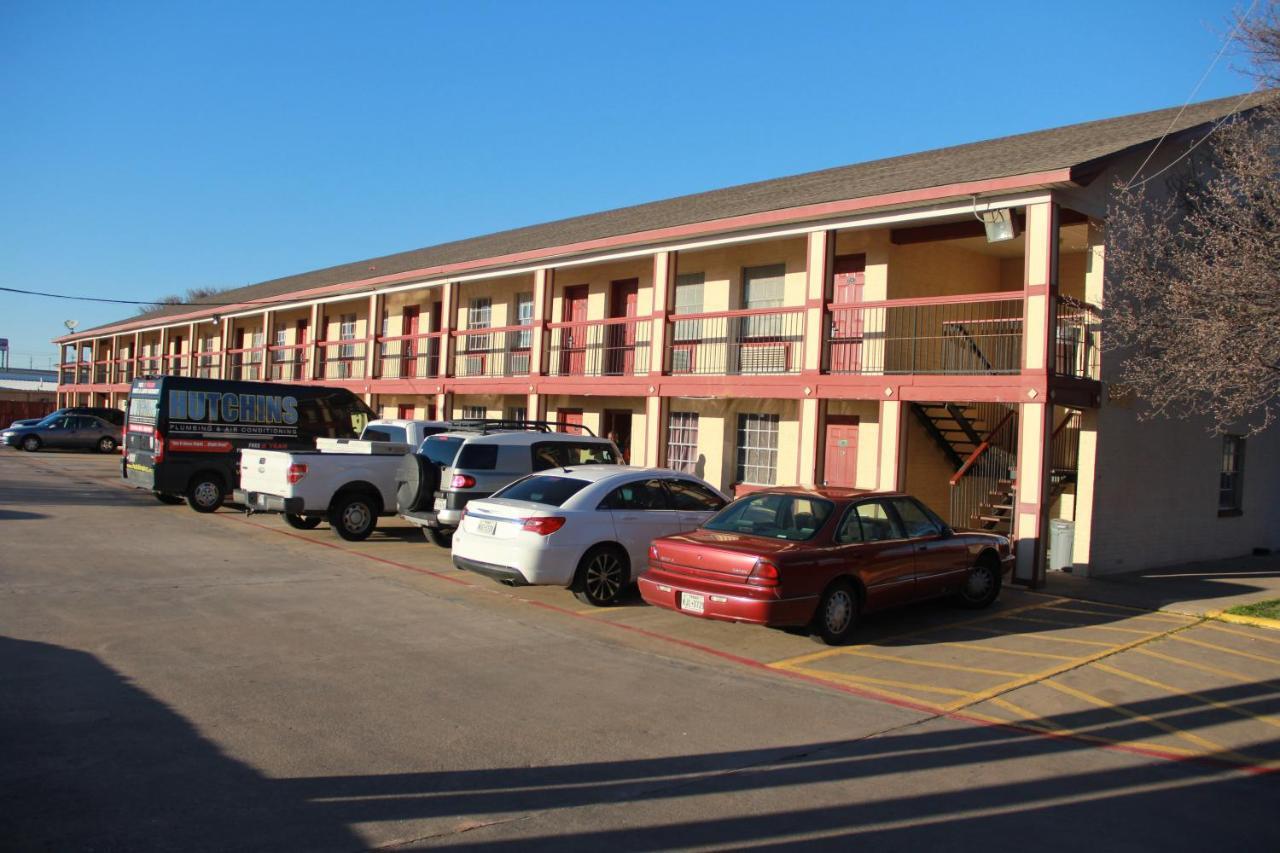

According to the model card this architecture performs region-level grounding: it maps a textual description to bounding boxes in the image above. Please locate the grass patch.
[1225,599,1280,620]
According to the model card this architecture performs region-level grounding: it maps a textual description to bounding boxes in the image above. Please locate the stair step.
[978,515,1009,523]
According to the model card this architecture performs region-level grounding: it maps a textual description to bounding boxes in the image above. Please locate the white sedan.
[450,465,728,606]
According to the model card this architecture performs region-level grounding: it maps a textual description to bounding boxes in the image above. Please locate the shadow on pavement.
[3,637,1277,851]
[1047,553,1280,613]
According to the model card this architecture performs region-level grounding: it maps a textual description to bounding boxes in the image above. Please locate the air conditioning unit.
[739,343,789,373]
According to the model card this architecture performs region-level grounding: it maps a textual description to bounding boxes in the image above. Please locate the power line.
[0,285,289,309]
[1125,0,1259,188]
[1127,87,1262,190]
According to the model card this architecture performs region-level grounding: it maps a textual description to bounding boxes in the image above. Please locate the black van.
[123,376,376,512]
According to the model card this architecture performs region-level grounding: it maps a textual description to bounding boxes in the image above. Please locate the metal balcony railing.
[268,344,310,381]
[378,331,444,379]
[546,316,652,378]
[667,307,804,376]
[193,351,222,380]
[226,348,265,381]
[827,293,1024,375]
[317,339,366,380]
[453,325,534,378]
[1055,295,1101,380]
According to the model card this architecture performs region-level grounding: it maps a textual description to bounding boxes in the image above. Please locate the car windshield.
[494,475,590,507]
[419,435,464,467]
[703,493,835,541]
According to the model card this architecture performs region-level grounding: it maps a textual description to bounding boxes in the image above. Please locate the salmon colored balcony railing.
[226,347,266,381]
[826,293,1024,375]
[546,316,652,378]
[378,331,444,379]
[192,350,222,380]
[317,339,367,380]
[268,344,310,381]
[163,354,188,376]
[453,324,534,378]
[667,306,804,376]
[92,360,111,384]
[113,358,135,384]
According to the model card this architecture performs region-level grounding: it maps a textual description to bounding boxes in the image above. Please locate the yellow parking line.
[767,598,1072,671]
[841,648,1026,678]
[1134,647,1258,682]
[958,624,1118,648]
[1040,679,1257,762]
[1049,604,1190,623]
[968,702,1202,757]
[788,668,974,697]
[896,640,1079,662]
[1170,634,1280,665]
[943,625,1188,712]
[784,666,949,711]
[1200,622,1280,645]
[1000,614,1162,635]
[1093,663,1280,731]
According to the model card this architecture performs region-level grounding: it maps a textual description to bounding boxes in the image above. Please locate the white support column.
[261,310,274,381]
[650,251,674,375]
[644,394,667,470]
[307,304,321,380]
[365,293,382,380]
[1069,221,1106,575]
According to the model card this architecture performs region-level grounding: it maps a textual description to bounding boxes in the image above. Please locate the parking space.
[8,450,1280,778]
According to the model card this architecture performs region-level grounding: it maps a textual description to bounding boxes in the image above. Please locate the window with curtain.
[736,413,779,485]
[667,411,699,474]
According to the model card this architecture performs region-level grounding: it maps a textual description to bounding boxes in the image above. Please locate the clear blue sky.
[0,0,1255,368]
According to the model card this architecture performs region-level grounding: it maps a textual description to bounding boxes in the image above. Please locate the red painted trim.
[56,170,1074,343]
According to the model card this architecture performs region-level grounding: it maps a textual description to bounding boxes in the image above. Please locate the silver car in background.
[1,413,123,453]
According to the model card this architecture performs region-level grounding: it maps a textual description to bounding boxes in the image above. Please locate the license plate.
[680,592,705,614]
[476,519,496,536]
[434,497,446,511]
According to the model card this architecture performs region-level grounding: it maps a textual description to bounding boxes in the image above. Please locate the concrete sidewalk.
[1043,553,1280,617]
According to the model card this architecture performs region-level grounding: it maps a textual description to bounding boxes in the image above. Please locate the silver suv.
[396,421,622,546]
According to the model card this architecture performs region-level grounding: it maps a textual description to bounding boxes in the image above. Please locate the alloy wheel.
[584,551,624,603]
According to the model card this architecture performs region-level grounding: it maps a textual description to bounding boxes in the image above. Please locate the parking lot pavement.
[3,450,1279,851]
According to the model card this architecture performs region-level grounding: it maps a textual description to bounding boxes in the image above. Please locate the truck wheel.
[154,492,185,505]
[426,527,453,548]
[284,514,322,530]
[186,474,226,513]
[329,493,377,541]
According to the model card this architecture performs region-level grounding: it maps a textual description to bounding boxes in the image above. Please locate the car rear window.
[456,443,500,470]
[704,494,834,541]
[495,475,589,507]
[419,435,464,467]
[362,424,407,443]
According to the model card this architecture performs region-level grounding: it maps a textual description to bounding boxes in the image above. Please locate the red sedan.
[638,488,1014,644]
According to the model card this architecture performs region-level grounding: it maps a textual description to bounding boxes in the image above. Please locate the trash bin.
[1049,519,1075,572]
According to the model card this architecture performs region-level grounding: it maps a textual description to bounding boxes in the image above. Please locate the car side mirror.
[940,525,955,538]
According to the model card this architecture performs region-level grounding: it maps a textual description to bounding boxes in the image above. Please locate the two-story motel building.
[53,94,1280,586]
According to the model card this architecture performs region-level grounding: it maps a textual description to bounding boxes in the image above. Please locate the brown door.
[829,254,866,373]
[602,409,632,462]
[561,285,589,375]
[558,408,584,435]
[398,403,415,419]
[606,278,639,375]
[401,306,420,378]
[823,415,859,487]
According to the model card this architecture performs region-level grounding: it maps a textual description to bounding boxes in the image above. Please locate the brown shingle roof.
[77,92,1259,337]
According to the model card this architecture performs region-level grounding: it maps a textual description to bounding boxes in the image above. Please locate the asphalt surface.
[1,450,1277,852]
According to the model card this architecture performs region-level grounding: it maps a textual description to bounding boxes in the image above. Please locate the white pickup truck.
[233,419,449,541]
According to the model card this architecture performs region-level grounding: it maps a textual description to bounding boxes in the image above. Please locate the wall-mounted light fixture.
[211,314,222,326]
[979,207,1019,243]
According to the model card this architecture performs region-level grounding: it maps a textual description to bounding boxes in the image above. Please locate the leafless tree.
[1104,3,1280,434]
[135,285,226,315]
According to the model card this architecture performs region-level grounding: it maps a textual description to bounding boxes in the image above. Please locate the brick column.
[1014,201,1060,587]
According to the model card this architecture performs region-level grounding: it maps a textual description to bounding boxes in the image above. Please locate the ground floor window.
[461,405,487,420]
[667,411,699,473]
[1219,435,1245,515]
[507,406,527,423]
[736,413,779,485]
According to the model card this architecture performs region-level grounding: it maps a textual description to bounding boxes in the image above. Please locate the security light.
[979,207,1019,243]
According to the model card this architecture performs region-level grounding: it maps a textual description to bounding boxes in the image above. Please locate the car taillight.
[451,474,476,488]
[747,557,780,587]
[153,433,165,463]
[649,544,660,560]
[521,516,566,536]
[287,463,308,484]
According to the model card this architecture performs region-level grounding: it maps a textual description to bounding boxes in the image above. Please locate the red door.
[829,254,866,373]
[295,319,310,380]
[561,285,589,375]
[401,306,420,378]
[398,403,415,419]
[606,278,639,376]
[823,416,859,487]
[559,408,584,435]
